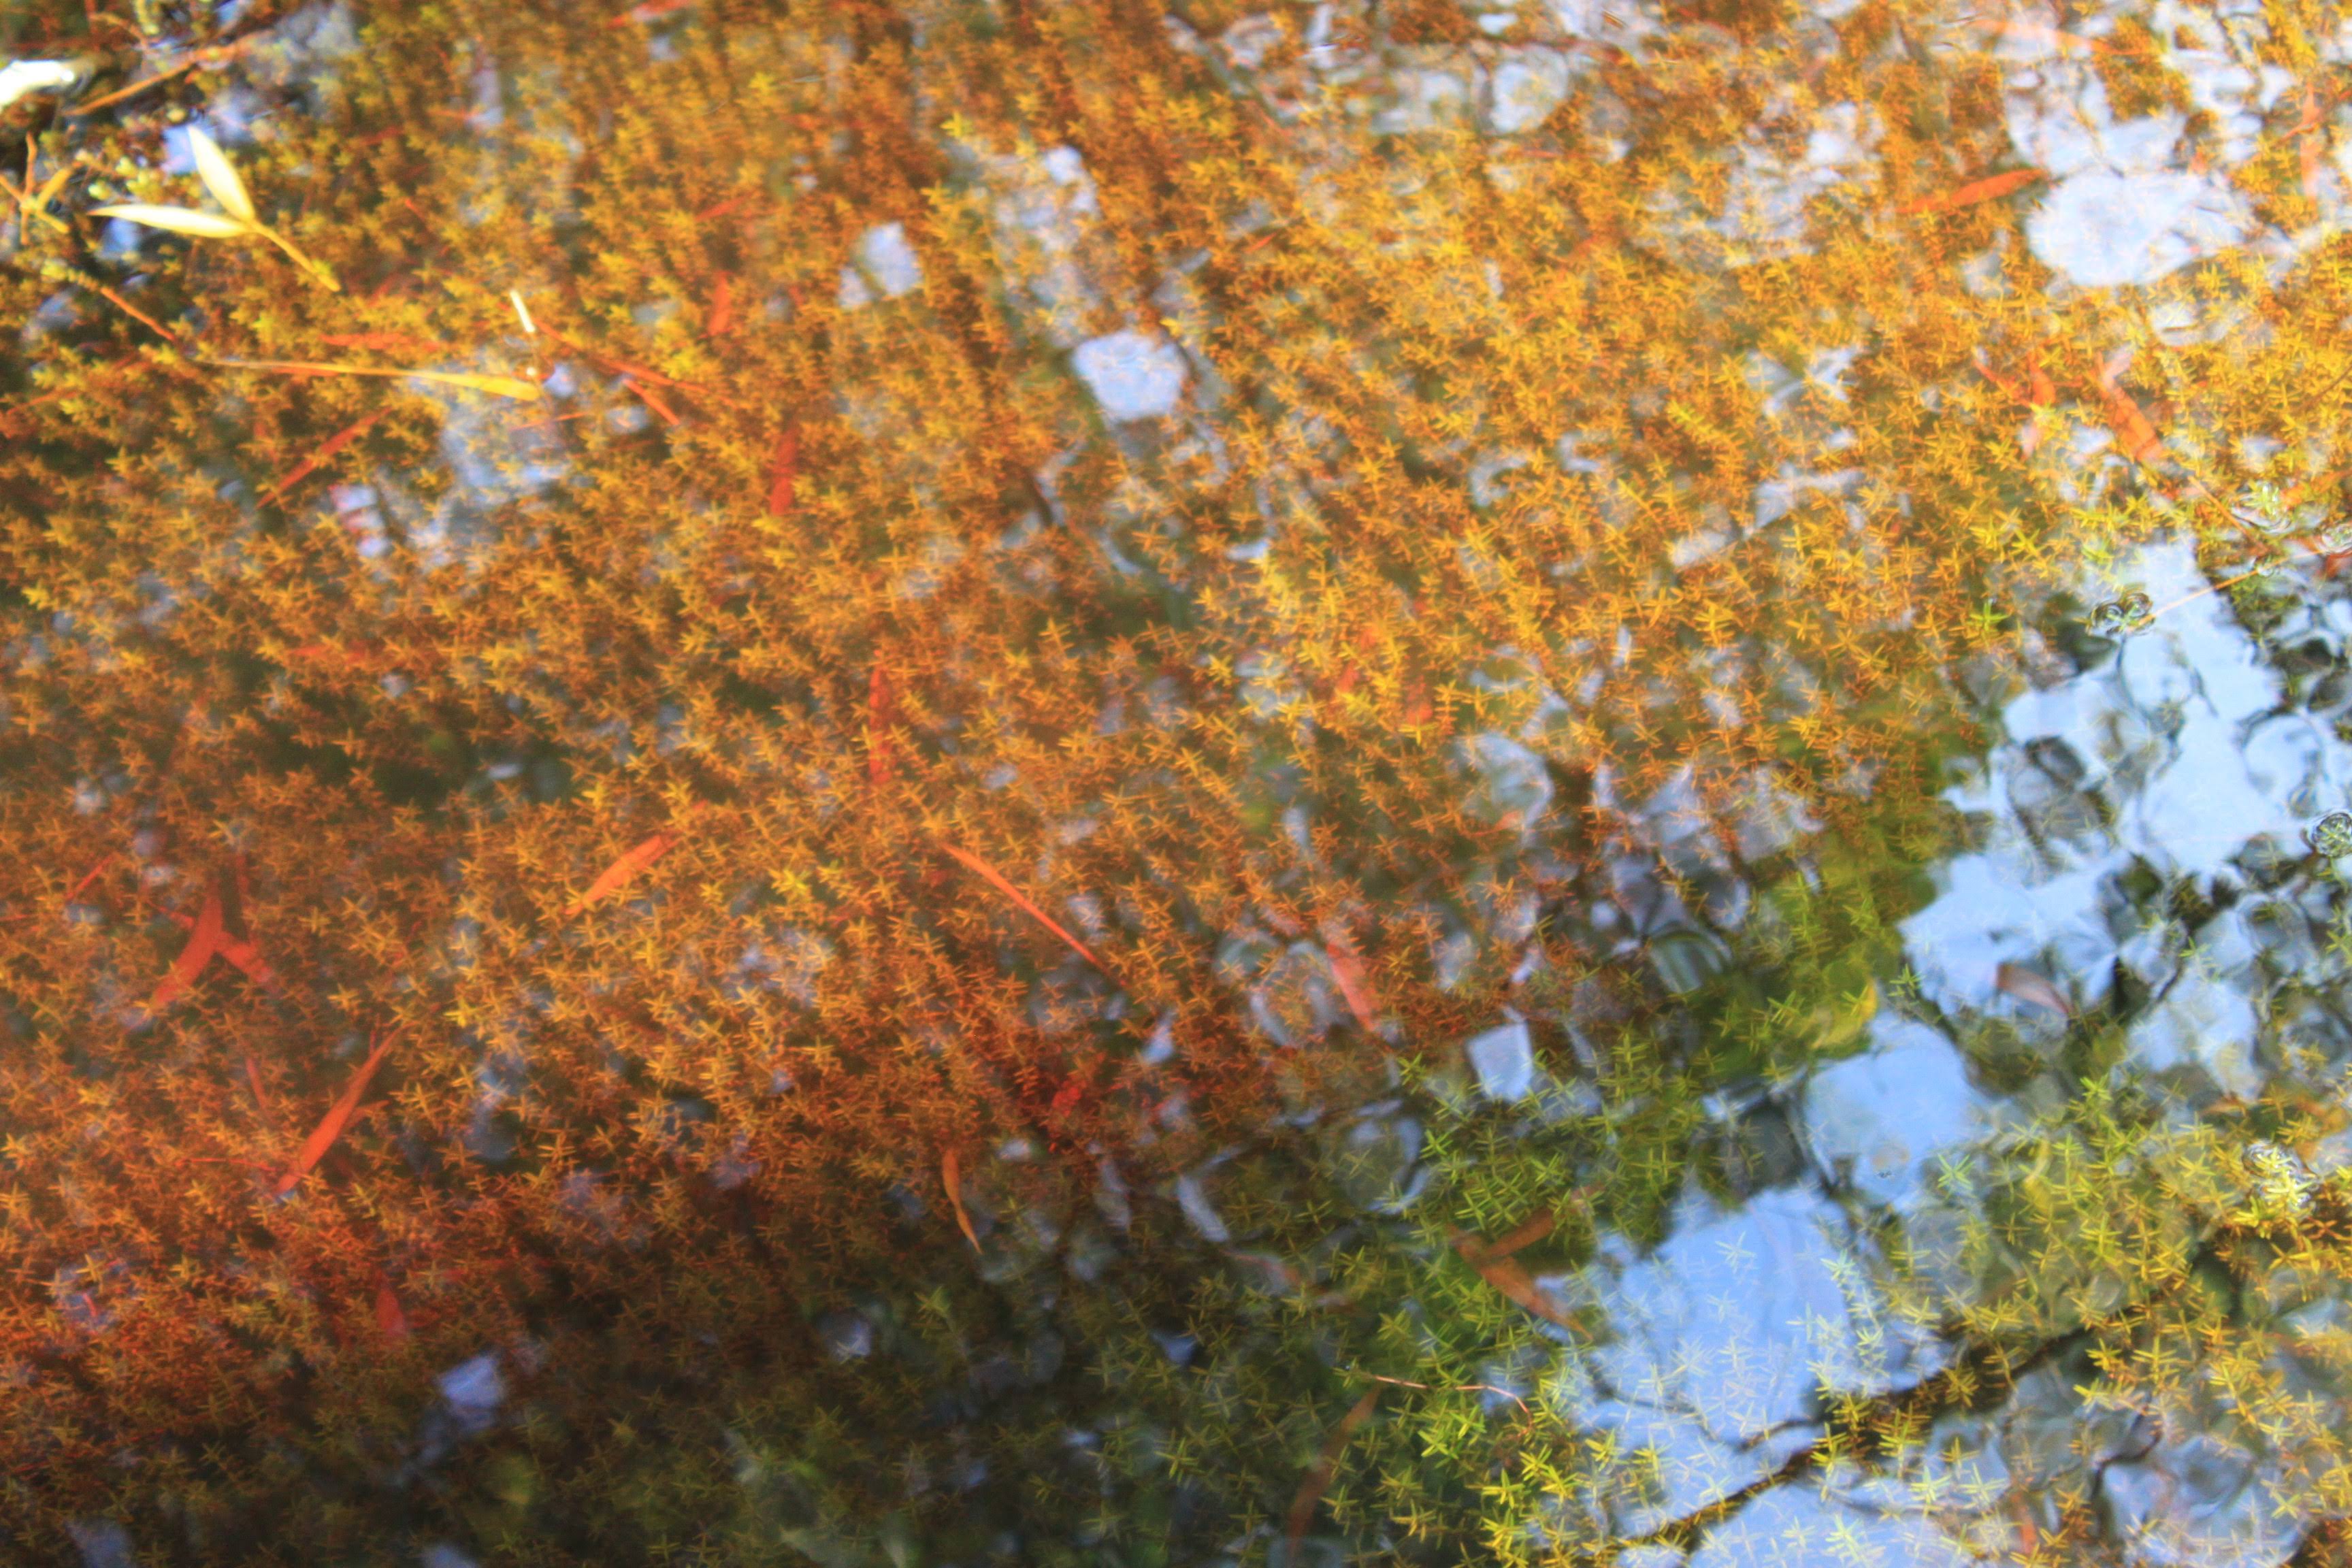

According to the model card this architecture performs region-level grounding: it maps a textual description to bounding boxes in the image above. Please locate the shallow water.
[10,0,2352,1563]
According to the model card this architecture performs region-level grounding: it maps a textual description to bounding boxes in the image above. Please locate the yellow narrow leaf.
[208,358,544,401]
[566,831,681,916]
[91,202,250,239]
[185,125,255,225]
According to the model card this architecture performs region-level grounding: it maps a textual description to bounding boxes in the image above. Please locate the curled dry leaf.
[1995,962,2072,1017]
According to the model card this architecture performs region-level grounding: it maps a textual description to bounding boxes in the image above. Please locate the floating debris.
[2309,811,2352,858]
[2088,591,2154,637]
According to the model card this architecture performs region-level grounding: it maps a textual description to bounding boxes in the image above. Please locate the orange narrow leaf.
[566,831,681,916]
[868,664,898,788]
[261,408,387,504]
[94,284,180,344]
[1995,962,2072,1018]
[272,1031,395,1196]
[766,424,799,516]
[63,855,114,907]
[1286,1388,1381,1552]
[1456,1208,1557,1265]
[705,273,736,340]
[623,376,682,427]
[374,1271,410,1341]
[941,1147,980,1250]
[1900,165,2044,215]
[1324,936,1380,1033]
[937,840,1108,975]
[149,889,225,1009]
[2096,351,2166,465]
[1967,17,2107,54]
[2027,351,2055,408]
[1450,1228,1581,1332]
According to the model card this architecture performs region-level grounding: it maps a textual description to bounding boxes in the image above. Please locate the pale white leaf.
[91,203,252,240]
[184,125,255,225]
[0,60,77,114]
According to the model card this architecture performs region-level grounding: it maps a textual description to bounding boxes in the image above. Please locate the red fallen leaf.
[242,1054,274,1119]
[1901,165,2044,216]
[941,1147,980,1250]
[261,408,387,505]
[165,910,282,994]
[1286,1388,1381,1552]
[766,424,800,517]
[704,273,736,340]
[566,830,681,916]
[868,664,898,788]
[272,1030,395,1196]
[1324,934,1381,1034]
[374,1271,410,1341]
[936,840,1109,975]
[148,889,225,1009]
[1049,1077,1086,1119]
[1995,962,2072,1018]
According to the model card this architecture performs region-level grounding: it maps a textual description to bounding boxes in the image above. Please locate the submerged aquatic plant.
[3,0,2352,1562]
